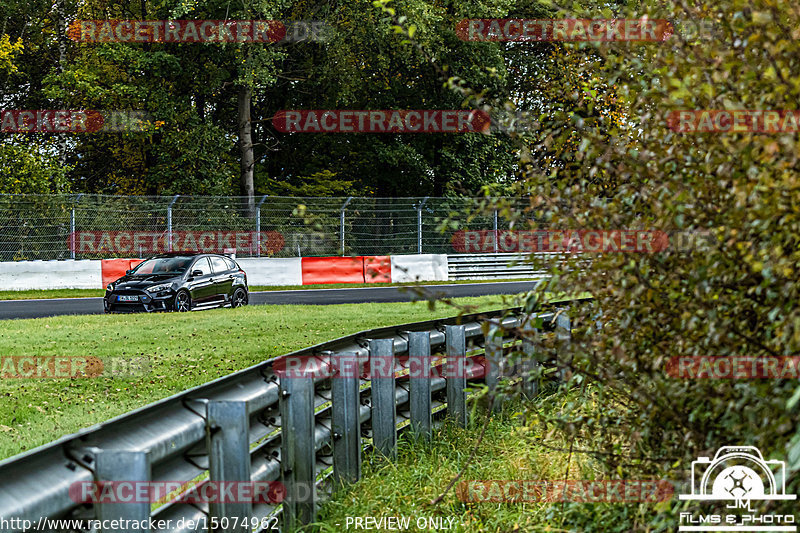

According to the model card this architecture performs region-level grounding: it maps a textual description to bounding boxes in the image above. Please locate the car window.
[209,256,229,274]
[224,257,237,270]
[191,257,212,276]
[133,256,193,275]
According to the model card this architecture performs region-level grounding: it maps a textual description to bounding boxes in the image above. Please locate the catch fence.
[0,195,533,261]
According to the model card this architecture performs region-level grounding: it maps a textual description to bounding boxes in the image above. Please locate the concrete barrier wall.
[0,260,103,290]
[390,254,448,282]
[236,258,303,286]
[0,254,449,291]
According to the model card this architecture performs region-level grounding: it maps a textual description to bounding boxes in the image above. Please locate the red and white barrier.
[235,258,302,286]
[300,256,392,285]
[390,254,448,282]
[0,260,103,290]
[0,254,447,290]
[100,258,144,287]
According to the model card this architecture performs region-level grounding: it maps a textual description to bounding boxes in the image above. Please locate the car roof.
[150,252,232,259]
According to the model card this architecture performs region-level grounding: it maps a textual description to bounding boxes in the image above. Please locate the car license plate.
[117,295,139,302]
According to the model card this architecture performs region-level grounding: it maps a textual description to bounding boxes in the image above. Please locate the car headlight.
[106,284,114,291]
[146,283,173,293]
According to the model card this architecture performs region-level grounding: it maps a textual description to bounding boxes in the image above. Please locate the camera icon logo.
[680,446,796,502]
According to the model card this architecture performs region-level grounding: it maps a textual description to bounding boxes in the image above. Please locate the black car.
[104,253,248,313]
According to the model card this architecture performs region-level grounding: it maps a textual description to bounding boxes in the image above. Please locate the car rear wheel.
[231,288,248,308]
[174,290,192,312]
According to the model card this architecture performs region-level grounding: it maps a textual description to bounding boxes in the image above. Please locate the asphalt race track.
[0,281,541,320]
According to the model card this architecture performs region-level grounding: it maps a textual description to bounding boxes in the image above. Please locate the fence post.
[70,193,83,260]
[340,196,353,256]
[205,400,252,531]
[445,325,467,427]
[417,197,429,254]
[493,209,498,253]
[331,352,361,485]
[484,324,503,412]
[369,338,396,459]
[521,315,540,398]
[255,195,268,257]
[408,331,432,440]
[555,309,571,382]
[279,374,316,529]
[94,450,151,532]
[167,194,179,252]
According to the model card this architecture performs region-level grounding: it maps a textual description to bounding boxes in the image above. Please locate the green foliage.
[0,144,71,193]
[0,34,24,74]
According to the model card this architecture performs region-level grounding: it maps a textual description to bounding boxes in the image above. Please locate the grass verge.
[311,388,658,533]
[0,296,512,460]
[310,393,592,533]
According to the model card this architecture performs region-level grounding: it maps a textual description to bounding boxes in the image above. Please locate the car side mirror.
[191,270,203,277]
[125,269,132,275]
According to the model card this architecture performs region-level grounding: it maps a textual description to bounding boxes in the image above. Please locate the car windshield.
[131,256,194,275]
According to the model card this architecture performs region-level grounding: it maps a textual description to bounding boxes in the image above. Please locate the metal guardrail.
[447,253,560,280]
[0,306,574,533]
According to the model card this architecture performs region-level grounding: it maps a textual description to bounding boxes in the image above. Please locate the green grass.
[0,279,539,301]
[0,296,516,460]
[310,395,593,533]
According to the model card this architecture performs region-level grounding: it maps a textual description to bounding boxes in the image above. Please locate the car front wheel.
[231,288,248,308]
[174,290,192,312]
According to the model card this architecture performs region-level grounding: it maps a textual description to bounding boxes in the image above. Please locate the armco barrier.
[0,260,103,290]
[0,253,551,291]
[448,253,556,280]
[0,305,575,532]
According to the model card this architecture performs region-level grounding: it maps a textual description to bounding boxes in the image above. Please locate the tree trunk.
[238,85,255,218]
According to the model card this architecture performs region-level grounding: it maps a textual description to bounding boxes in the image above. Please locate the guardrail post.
[331,352,361,485]
[445,325,468,427]
[205,400,252,531]
[484,324,503,412]
[279,374,316,529]
[408,331,432,440]
[94,450,151,531]
[369,338,397,459]
[555,310,571,382]
[521,316,540,398]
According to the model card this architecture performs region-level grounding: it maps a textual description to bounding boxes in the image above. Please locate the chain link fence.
[0,194,532,260]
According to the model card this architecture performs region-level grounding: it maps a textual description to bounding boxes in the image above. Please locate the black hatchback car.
[104,253,249,313]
